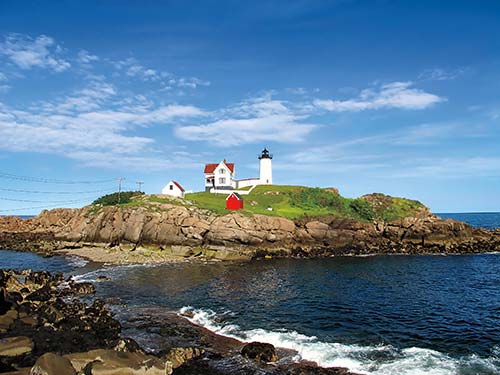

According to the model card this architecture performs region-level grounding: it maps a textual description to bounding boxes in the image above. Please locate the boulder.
[112,338,145,354]
[0,287,12,315]
[2,368,31,375]
[0,336,33,357]
[65,282,96,295]
[170,246,194,257]
[25,286,54,302]
[0,309,18,333]
[165,347,204,369]
[240,342,278,362]
[30,352,76,375]
[64,349,169,375]
[5,277,25,294]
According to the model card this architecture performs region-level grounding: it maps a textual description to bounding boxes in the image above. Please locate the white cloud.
[0,72,6,81]
[396,157,500,178]
[418,68,466,81]
[113,57,210,89]
[66,151,202,171]
[77,49,99,64]
[176,114,316,146]
[35,80,117,113]
[313,82,444,112]
[0,80,205,168]
[0,34,70,72]
[175,77,210,89]
[176,96,317,146]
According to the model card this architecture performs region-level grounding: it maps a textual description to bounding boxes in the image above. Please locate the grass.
[185,185,426,221]
[90,185,427,222]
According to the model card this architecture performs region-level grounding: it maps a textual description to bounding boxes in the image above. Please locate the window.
[169,185,173,190]
[219,168,225,174]
[219,177,226,184]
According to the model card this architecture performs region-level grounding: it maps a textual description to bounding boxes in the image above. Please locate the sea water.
[1,213,500,374]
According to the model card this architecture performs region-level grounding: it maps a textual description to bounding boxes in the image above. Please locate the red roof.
[204,162,234,174]
[226,192,243,201]
[172,181,185,192]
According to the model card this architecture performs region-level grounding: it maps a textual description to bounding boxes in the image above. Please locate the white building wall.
[259,158,273,184]
[161,181,184,198]
[212,161,236,189]
[236,178,260,189]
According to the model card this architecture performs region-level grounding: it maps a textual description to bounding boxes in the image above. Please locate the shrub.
[349,199,374,221]
[92,191,144,206]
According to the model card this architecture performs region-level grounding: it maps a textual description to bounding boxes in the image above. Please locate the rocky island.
[1,186,499,263]
[1,187,499,374]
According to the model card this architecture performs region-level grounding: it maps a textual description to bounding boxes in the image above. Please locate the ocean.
[436,212,500,230]
[1,212,499,374]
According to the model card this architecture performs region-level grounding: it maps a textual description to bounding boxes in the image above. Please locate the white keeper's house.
[161,180,186,198]
[204,148,273,192]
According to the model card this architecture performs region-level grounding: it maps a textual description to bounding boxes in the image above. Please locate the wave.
[179,306,500,375]
[71,263,159,283]
[65,255,89,269]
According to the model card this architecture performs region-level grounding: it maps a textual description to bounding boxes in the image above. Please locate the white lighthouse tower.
[259,148,273,185]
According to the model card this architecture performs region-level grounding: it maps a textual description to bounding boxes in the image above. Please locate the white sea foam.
[65,255,89,268]
[71,262,161,283]
[179,306,500,375]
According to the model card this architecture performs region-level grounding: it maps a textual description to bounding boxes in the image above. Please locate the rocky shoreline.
[0,268,359,374]
[0,204,499,263]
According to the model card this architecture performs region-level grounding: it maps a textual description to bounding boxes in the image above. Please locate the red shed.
[226,192,244,210]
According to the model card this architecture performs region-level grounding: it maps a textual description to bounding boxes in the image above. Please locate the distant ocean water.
[436,212,500,230]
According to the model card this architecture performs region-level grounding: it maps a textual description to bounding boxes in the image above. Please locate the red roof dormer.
[204,161,235,174]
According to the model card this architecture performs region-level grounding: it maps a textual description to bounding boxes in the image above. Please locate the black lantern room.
[258,148,273,160]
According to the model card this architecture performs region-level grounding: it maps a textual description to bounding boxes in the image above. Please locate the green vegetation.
[92,191,145,206]
[90,186,427,222]
[362,193,426,222]
[186,185,426,221]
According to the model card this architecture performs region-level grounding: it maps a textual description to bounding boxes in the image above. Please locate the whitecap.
[178,306,500,375]
[65,255,89,269]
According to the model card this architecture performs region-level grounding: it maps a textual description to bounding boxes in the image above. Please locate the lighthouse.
[259,148,273,185]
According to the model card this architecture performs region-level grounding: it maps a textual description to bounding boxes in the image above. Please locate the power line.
[0,172,117,184]
[0,196,102,204]
[0,198,95,213]
[0,187,115,195]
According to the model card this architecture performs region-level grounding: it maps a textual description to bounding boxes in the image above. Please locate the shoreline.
[2,250,500,374]
[2,246,500,268]
[0,267,360,375]
[55,246,192,265]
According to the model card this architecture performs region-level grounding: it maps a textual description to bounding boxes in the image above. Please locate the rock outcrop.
[1,203,499,259]
[0,269,361,375]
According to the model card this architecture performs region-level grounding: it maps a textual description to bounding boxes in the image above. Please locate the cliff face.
[1,204,499,259]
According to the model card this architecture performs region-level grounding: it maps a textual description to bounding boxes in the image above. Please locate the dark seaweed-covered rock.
[241,341,279,362]
[0,287,12,315]
[0,269,122,370]
[61,281,96,296]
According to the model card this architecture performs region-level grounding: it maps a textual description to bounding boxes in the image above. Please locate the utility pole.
[117,177,125,204]
[136,181,144,192]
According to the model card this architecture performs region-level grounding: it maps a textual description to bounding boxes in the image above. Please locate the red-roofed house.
[204,159,236,191]
[204,149,273,193]
[161,180,186,198]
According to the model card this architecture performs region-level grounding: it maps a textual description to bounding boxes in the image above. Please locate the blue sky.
[0,0,499,214]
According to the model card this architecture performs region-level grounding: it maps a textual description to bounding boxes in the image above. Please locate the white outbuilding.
[161,180,185,198]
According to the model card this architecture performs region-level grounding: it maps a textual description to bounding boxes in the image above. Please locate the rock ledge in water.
[241,341,279,362]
